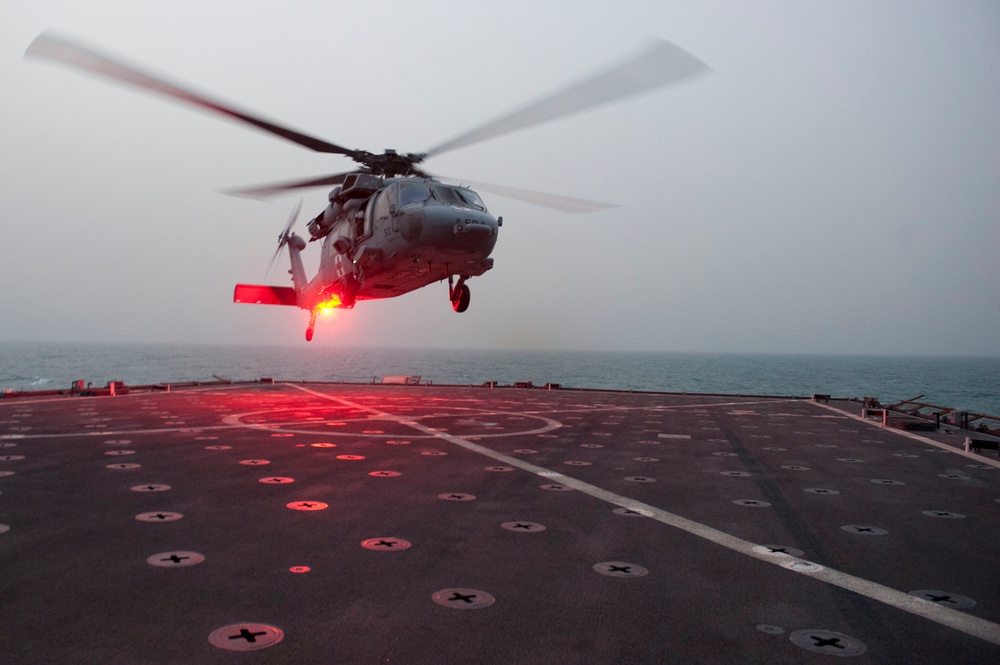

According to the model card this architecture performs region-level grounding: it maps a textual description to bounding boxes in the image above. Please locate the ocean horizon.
[2,341,997,417]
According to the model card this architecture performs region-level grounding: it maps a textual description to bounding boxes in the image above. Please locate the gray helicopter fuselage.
[303,177,498,307]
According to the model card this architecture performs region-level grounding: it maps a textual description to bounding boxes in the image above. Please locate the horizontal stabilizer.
[234,284,299,306]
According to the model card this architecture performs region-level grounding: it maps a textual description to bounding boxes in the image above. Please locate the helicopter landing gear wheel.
[451,283,470,313]
[448,275,471,313]
[306,309,317,342]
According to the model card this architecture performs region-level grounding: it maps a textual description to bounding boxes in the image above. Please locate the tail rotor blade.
[266,199,302,276]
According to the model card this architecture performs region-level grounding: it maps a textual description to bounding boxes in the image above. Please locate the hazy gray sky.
[2,1,998,354]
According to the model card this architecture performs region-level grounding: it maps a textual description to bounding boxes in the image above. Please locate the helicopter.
[26,32,708,341]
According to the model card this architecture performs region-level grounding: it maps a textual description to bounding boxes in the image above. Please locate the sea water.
[0,341,997,416]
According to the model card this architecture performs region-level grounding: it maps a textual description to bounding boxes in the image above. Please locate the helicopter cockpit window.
[398,182,433,208]
[455,187,486,211]
[430,185,462,206]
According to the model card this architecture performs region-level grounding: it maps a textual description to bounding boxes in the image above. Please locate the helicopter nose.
[422,207,497,241]
[452,220,495,239]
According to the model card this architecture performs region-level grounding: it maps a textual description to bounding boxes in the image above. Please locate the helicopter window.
[360,200,372,239]
[372,190,391,221]
[398,182,433,207]
[430,185,463,206]
[456,187,486,211]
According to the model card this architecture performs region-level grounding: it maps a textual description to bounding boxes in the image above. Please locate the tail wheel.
[451,283,471,313]
[305,309,317,342]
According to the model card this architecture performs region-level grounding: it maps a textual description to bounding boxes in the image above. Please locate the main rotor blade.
[424,38,709,159]
[25,31,356,156]
[224,172,355,199]
[437,177,616,213]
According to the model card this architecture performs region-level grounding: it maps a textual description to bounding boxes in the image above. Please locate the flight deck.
[1,382,999,663]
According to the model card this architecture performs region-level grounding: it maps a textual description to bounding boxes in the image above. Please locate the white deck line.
[289,383,1000,647]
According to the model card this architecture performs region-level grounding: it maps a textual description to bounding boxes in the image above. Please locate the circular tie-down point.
[908,590,976,609]
[310,442,337,448]
[369,470,402,478]
[580,444,605,449]
[713,452,739,457]
[593,561,649,578]
[921,510,966,519]
[633,457,659,462]
[106,463,141,470]
[421,451,447,457]
[204,445,232,451]
[240,459,271,466]
[270,433,294,438]
[613,507,651,518]
[789,629,867,657]
[259,477,295,484]
[0,471,15,478]
[512,449,538,454]
[756,624,785,635]
[721,471,751,477]
[781,465,810,471]
[336,454,365,461]
[103,439,132,445]
[939,473,971,480]
[754,545,805,558]
[733,499,771,507]
[485,466,514,472]
[803,488,840,495]
[0,455,25,462]
[147,551,205,568]
[501,521,546,533]
[135,511,183,523]
[286,501,328,511]
[841,525,888,536]
[624,476,656,483]
[563,460,591,466]
[540,484,574,492]
[104,450,136,456]
[289,566,311,574]
[131,484,171,493]
[0,524,10,534]
[386,440,411,445]
[893,453,919,458]
[438,492,476,501]
[208,624,284,652]
[432,588,496,610]
[781,560,825,573]
[870,479,905,486]
[361,537,412,551]
[966,463,996,470]
[837,458,865,463]
[194,436,219,441]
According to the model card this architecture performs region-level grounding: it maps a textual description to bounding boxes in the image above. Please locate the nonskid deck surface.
[1,383,998,663]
